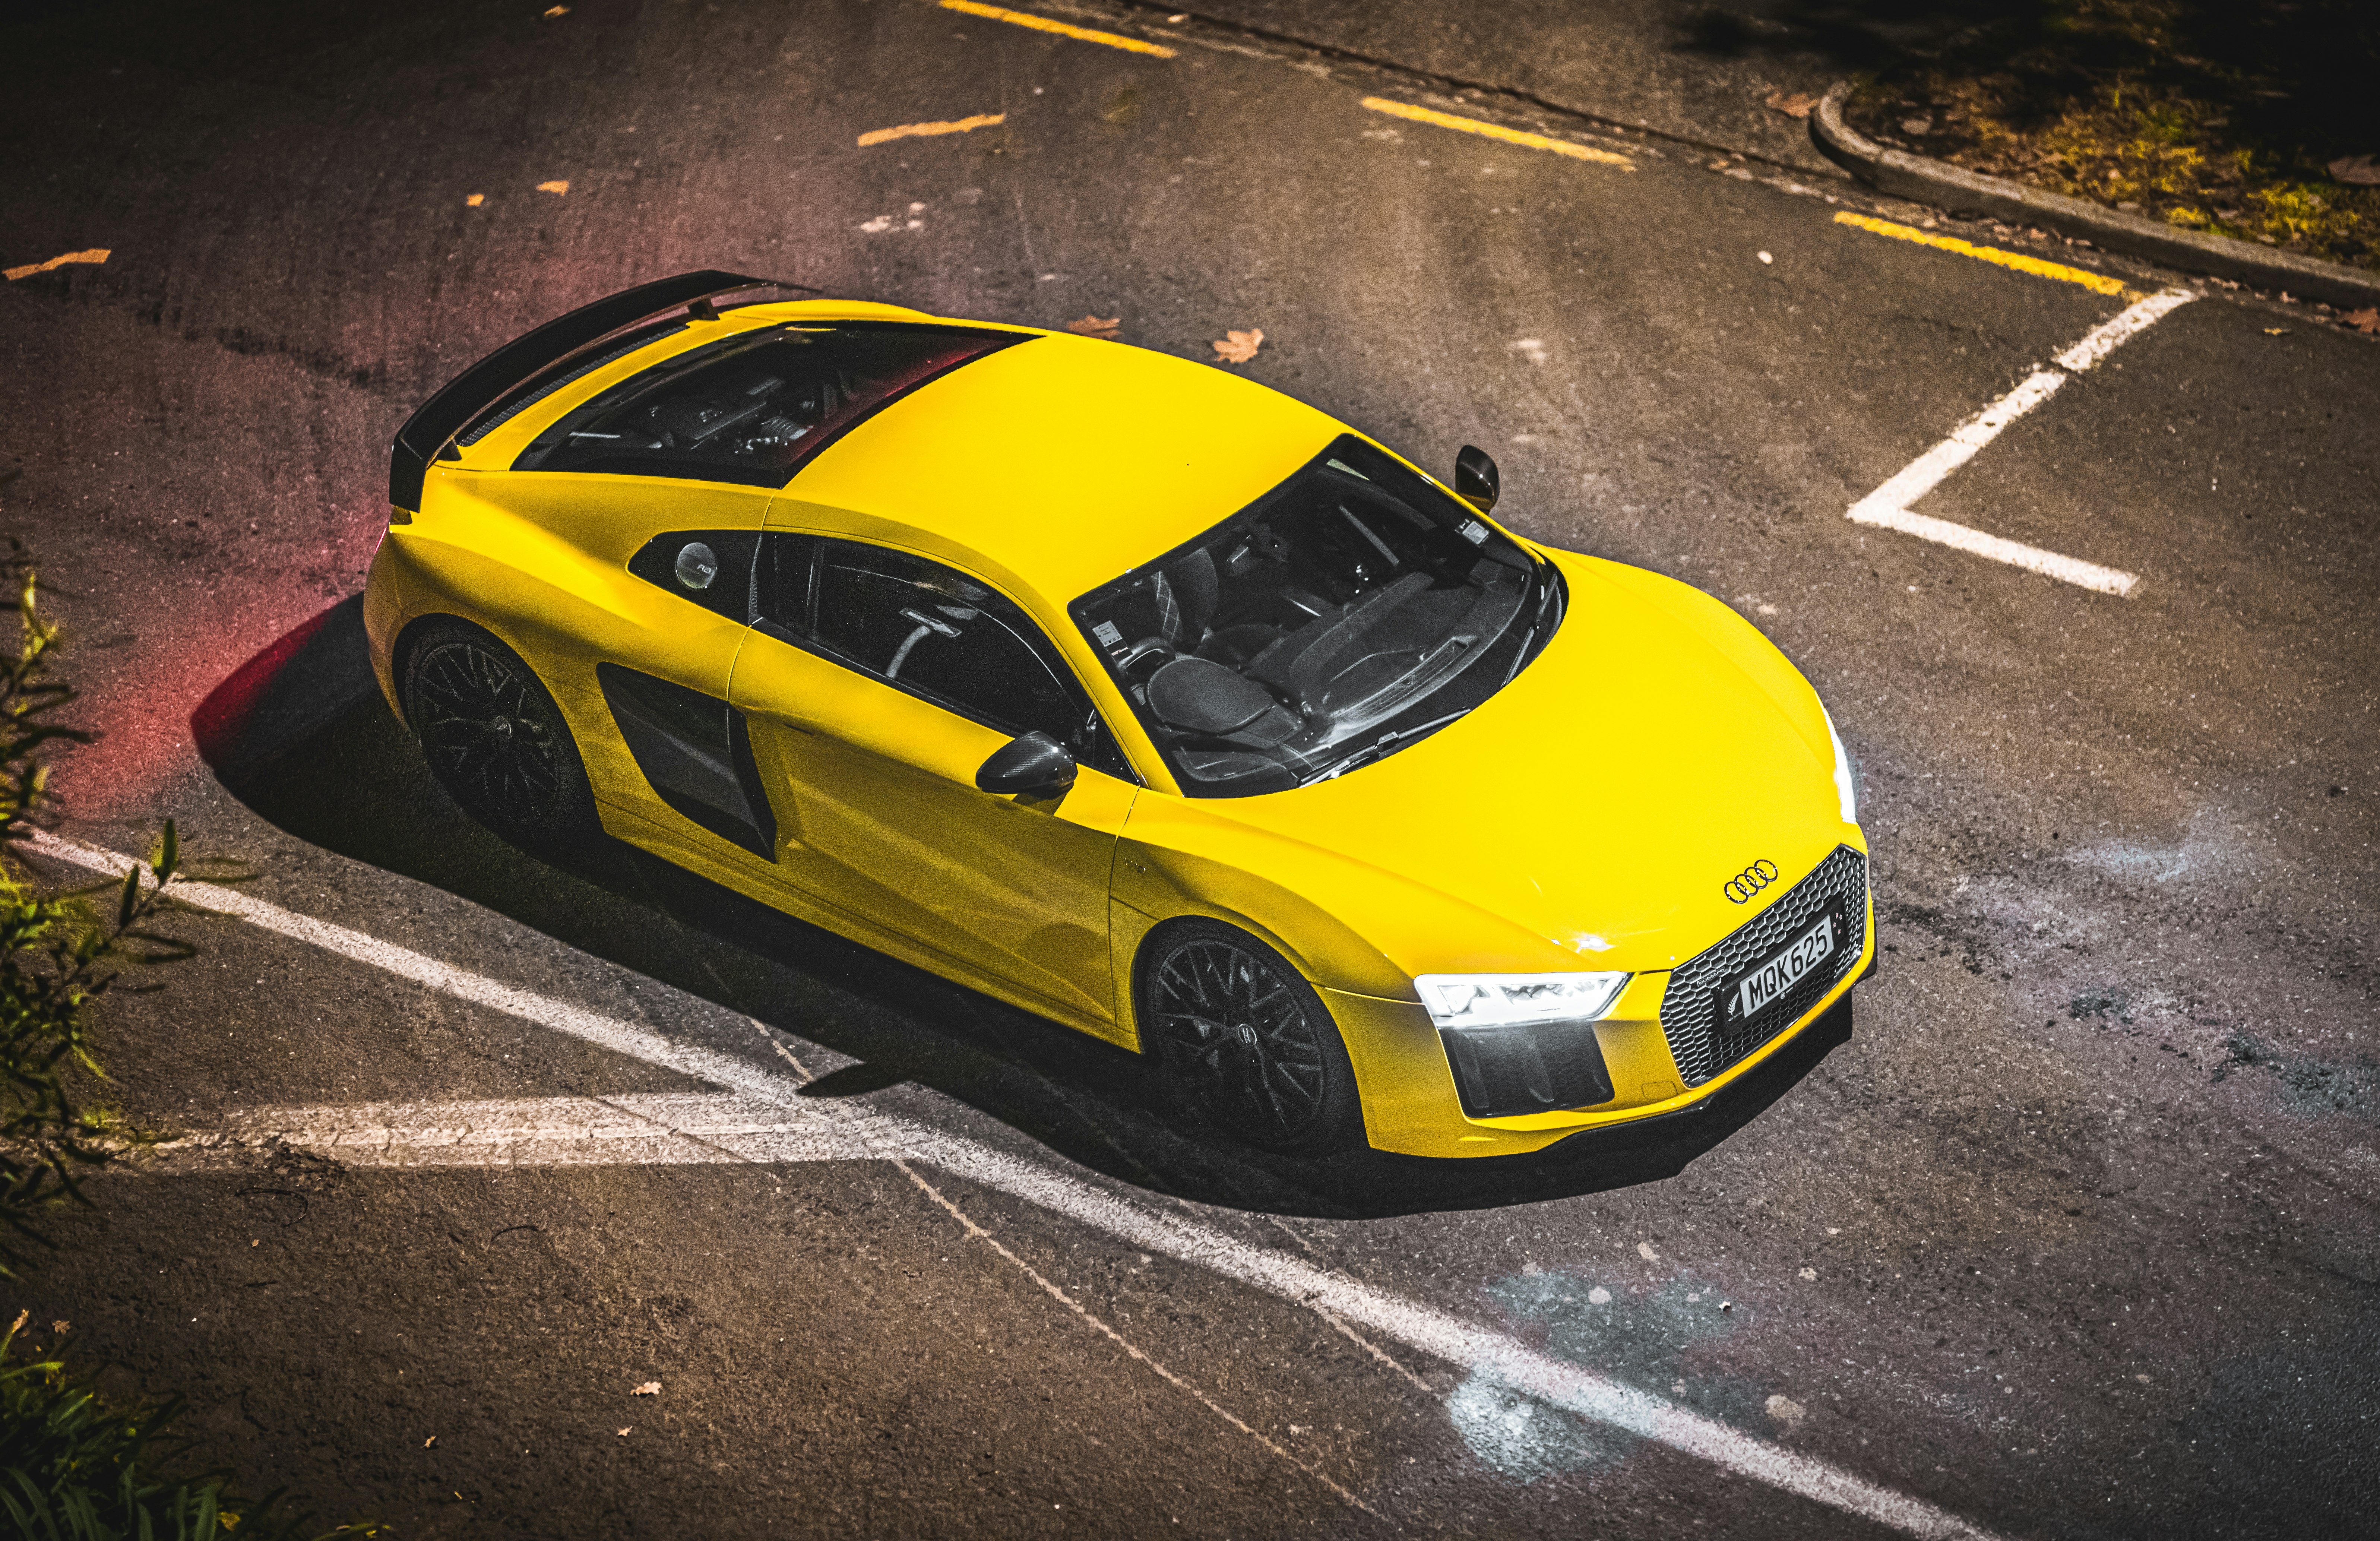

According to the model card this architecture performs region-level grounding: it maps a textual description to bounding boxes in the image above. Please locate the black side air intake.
[595,664,776,861]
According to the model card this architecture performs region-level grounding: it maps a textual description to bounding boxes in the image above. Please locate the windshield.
[1071,434,1563,797]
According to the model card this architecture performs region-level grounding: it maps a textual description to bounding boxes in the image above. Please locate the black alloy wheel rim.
[413,642,563,828]
[1149,939,1327,1143]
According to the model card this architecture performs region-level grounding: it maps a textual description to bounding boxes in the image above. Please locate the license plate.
[1723,910,1839,1025]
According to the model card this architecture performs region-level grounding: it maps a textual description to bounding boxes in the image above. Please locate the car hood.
[1207,549,1855,976]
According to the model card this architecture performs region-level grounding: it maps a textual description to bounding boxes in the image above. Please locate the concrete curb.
[1809,82,2380,310]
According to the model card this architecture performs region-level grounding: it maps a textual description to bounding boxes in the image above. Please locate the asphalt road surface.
[3,2,2376,1537]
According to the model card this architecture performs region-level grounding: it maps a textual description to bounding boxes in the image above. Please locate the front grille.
[1659,845,1867,1086]
[1441,1021,1614,1119]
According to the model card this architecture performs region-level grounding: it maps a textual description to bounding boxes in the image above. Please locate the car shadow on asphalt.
[189,597,1854,1221]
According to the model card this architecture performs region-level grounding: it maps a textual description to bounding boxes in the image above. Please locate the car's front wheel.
[1138,920,1361,1155]
[401,620,595,852]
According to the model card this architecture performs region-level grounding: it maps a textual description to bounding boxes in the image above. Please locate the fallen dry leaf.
[2328,154,2380,187]
[466,193,485,207]
[424,1435,437,1448]
[2264,327,2288,335]
[1764,90,1817,120]
[617,1426,632,1437]
[50,1321,68,1335]
[631,1381,661,1396]
[537,180,570,195]
[2345,307,2380,335]
[1211,327,1264,364]
[1065,314,1121,339]
[544,4,569,16]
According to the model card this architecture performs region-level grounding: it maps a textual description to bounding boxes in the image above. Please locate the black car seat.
[1149,547,1219,651]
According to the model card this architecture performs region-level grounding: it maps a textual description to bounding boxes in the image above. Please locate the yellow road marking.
[1360,98,1632,169]
[939,0,1177,57]
[4,247,109,282]
[857,112,1007,148]
[1832,211,2129,296]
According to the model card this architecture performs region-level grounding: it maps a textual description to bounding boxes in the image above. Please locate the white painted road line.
[37,831,2007,1541]
[2053,287,2197,371]
[1847,287,2197,596]
[160,1092,875,1169]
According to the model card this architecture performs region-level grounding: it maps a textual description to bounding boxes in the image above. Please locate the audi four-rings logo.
[1723,859,1780,904]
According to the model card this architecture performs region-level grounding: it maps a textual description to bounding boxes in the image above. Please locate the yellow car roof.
[773,323,1347,605]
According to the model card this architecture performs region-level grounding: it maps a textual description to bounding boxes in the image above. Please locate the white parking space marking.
[1846,287,2197,596]
[2053,287,2197,370]
[39,832,2006,1541]
[161,1092,876,1169]
[896,1158,1386,1520]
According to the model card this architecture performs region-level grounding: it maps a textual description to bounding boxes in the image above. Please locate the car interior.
[1073,435,1558,795]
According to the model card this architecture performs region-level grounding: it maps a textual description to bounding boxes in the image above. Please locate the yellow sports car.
[365,272,1871,1159]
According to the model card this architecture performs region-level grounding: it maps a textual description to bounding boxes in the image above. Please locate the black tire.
[400,619,596,852]
[1137,919,1361,1155]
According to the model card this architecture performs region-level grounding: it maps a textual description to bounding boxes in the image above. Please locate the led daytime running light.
[1822,703,1860,827]
[1414,972,1629,1029]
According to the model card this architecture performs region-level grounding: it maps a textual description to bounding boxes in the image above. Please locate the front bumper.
[1337,873,1874,1159]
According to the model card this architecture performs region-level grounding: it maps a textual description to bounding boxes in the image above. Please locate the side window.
[757,536,1135,781]
[627,530,757,622]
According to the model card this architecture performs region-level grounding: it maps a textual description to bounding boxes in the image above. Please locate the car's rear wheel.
[402,620,595,852]
[1138,920,1360,1155]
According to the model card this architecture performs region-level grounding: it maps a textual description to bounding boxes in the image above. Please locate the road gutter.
[1810,82,2380,311]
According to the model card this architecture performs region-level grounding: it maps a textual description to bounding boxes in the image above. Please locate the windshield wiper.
[1305,710,1470,784]
[1498,560,1560,689]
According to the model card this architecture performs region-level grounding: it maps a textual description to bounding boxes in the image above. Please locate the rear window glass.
[512,322,1021,487]
[456,319,688,449]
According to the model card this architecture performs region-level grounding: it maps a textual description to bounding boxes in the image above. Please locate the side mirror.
[1454,445,1500,514]
[976,731,1078,797]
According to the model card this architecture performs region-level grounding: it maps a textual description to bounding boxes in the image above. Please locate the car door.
[728,533,1138,1026]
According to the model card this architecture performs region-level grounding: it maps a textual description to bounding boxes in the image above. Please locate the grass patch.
[1840,0,2380,272]
[0,1314,368,1540]
[0,499,373,1534]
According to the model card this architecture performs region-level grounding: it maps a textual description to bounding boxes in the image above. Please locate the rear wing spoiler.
[388,270,789,512]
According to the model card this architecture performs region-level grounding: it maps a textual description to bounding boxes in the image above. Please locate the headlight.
[1822,703,1860,827]
[1415,972,1629,1028]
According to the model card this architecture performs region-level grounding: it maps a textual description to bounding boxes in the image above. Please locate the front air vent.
[1441,1020,1615,1119]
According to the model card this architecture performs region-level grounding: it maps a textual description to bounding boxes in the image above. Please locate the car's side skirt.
[592,801,1129,1050]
